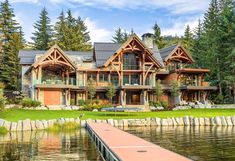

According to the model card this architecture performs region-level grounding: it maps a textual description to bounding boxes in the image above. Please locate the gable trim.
[164,45,194,63]
[103,34,163,68]
[32,44,77,70]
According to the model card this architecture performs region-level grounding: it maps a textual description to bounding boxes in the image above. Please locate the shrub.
[21,98,41,108]
[0,96,6,111]
[62,122,79,130]
[0,88,6,111]
[47,122,80,132]
[0,126,8,135]
[78,99,85,106]
[160,101,169,110]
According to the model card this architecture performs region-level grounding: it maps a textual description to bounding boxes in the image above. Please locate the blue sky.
[5,0,210,43]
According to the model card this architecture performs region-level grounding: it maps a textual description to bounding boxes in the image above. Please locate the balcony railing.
[123,65,140,70]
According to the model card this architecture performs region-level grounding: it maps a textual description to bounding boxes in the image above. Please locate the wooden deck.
[87,122,192,161]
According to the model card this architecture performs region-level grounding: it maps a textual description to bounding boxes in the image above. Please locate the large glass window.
[123,52,139,70]
[123,74,140,85]
[99,73,108,82]
[131,75,139,85]
[123,75,129,85]
[87,73,97,81]
[111,74,119,86]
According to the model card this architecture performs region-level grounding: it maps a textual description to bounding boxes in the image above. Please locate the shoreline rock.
[1,116,235,132]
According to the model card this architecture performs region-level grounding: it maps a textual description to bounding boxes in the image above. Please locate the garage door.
[44,90,61,105]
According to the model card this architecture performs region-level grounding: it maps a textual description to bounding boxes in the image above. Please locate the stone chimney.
[141,33,154,49]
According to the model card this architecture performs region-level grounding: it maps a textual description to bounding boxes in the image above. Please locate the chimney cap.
[141,33,154,38]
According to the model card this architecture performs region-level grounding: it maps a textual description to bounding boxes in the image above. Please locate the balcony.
[123,65,140,70]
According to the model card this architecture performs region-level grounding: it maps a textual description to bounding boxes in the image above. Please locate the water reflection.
[0,129,101,161]
[122,126,235,161]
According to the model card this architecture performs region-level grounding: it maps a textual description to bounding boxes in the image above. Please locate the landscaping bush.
[78,99,85,106]
[79,99,111,111]
[0,88,6,111]
[47,122,80,132]
[21,98,41,108]
[0,126,8,135]
[149,101,169,110]
[0,96,6,111]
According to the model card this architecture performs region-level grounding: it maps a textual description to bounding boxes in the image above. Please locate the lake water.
[0,129,101,161]
[0,126,235,161]
[122,126,235,161]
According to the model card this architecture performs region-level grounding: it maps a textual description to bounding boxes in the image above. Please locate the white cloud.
[8,0,39,3]
[161,17,199,36]
[84,17,112,42]
[48,0,210,14]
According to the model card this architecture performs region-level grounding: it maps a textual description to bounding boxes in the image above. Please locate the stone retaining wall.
[1,116,235,132]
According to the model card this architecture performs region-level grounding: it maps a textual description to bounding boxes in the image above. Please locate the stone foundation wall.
[1,116,235,132]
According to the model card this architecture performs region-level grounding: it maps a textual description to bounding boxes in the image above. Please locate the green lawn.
[0,108,235,122]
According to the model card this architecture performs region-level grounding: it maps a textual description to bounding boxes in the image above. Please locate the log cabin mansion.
[19,34,217,109]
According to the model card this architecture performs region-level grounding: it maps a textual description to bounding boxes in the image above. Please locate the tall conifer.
[32,8,53,50]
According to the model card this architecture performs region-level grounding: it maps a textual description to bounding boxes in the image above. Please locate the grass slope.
[0,109,235,122]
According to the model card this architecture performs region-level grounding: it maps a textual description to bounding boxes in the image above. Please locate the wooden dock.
[86,122,192,161]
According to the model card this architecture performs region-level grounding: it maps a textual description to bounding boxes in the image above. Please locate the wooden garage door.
[44,90,61,105]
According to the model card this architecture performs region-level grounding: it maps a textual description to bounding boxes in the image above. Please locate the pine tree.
[112,27,129,43]
[54,9,91,51]
[217,0,235,102]
[183,25,193,50]
[153,23,165,49]
[0,0,19,62]
[0,0,24,90]
[53,10,66,49]
[0,33,24,90]
[191,19,205,68]
[32,8,53,50]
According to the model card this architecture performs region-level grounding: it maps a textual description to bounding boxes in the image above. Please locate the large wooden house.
[19,34,216,108]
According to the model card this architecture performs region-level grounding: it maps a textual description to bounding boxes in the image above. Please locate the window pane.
[123,75,129,85]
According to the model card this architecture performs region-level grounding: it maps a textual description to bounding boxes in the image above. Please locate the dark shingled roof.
[159,44,178,60]
[151,45,164,67]
[94,42,121,67]
[19,50,93,65]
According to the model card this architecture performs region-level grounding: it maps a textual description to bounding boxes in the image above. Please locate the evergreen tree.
[112,27,129,43]
[153,22,165,49]
[54,9,91,51]
[217,0,235,102]
[191,19,205,68]
[0,0,24,90]
[0,0,19,62]
[183,25,193,50]
[32,8,53,50]
[0,33,24,90]
[53,10,66,49]
[190,0,235,103]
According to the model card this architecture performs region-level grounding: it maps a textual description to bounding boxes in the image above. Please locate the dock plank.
[87,123,191,161]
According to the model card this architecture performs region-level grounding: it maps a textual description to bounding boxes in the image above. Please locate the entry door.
[126,91,141,105]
